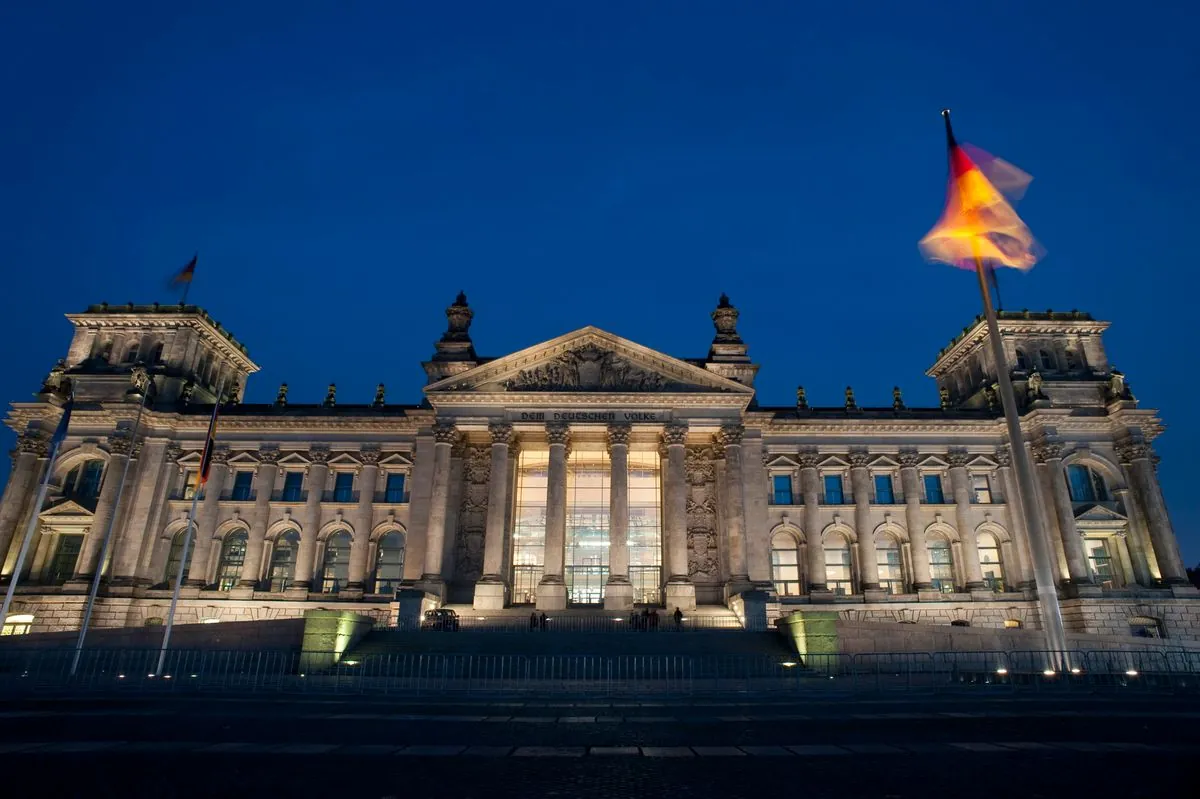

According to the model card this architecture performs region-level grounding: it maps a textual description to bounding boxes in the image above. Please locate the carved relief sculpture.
[453,445,491,583]
[508,344,676,392]
[685,446,720,581]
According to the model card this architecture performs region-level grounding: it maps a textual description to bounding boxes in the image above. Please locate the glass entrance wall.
[565,448,611,605]
[511,450,549,604]
[628,450,662,604]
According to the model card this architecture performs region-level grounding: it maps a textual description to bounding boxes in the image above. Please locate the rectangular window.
[971,473,992,504]
[1085,538,1116,589]
[771,546,801,596]
[230,471,254,501]
[877,544,904,594]
[511,450,549,605]
[874,474,895,504]
[565,448,611,605]
[49,534,84,585]
[929,542,955,593]
[627,451,663,605]
[384,473,406,503]
[824,545,853,595]
[333,472,354,502]
[772,474,794,505]
[282,471,304,502]
[822,474,844,505]
[923,474,945,504]
[182,469,199,500]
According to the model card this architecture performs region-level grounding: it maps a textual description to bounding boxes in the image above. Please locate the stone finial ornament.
[323,383,337,408]
[844,386,857,411]
[892,386,905,411]
[373,383,386,408]
[711,293,740,339]
[1027,370,1045,401]
[275,383,289,407]
[40,359,69,397]
[938,385,950,410]
[795,386,808,411]
[1107,369,1134,402]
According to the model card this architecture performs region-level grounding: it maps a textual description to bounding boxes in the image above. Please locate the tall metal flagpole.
[0,402,71,627]
[70,372,152,676]
[156,377,225,677]
[973,253,1069,667]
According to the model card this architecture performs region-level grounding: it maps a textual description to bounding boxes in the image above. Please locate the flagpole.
[156,377,225,677]
[0,412,70,627]
[973,253,1069,668]
[69,378,151,676]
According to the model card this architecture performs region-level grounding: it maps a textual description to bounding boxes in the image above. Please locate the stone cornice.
[66,306,261,374]
[927,313,1109,378]
[427,391,752,410]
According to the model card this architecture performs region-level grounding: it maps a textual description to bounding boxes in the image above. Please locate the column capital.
[946,451,970,469]
[1116,441,1153,464]
[798,451,821,470]
[165,442,183,463]
[661,422,688,447]
[358,447,382,466]
[848,451,870,469]
[994,447,1012,468]
[433,422,459,445]
[546,422,571,447]
[107,432,135,457]
[17,432,49,457]
[488,422,515,446]
[1032,442,1064,464]
[606,423,631,451]
[897,451,921,469]
[258,446,281,465]
[307,446,331,465]
[716,423,744,447]
[209,447,231,466]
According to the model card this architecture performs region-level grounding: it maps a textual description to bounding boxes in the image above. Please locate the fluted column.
[421,423,458,592]
[348,449,379,591]
[292,449,329,591]
[1113,474,1154,586]
[662,422,694,610]
[603,423,633,610]
[238,449,279,589]
[947,452,984,589]
[1120,442,1187,584]
[799,454,826,593]
[537,422,569,610]
[1034,443,1091,586]
[994,447,1034,589]
[74,434,134,580]
[0,434,46,574]
[899,453,931,589]
[850,453,878,591]
[185,449,230,586]
[718,424,750,590]
[474,423,515,610]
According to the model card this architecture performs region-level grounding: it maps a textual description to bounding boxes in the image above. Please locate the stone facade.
[1,298,1196,641]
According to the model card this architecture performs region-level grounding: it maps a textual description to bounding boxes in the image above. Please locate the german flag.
[920,111,1042,271]
[197,398,220,486]
[168,254,197,289]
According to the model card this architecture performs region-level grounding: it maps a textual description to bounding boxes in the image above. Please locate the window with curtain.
[928,537,955,593]
[876,536,904,594]
[923,474,945,504]
[772,475,793,505]
[216,530,248,591]
[874,474,895,504]
[977,532,1004,591]
[770,533,802,596]
[822,474,844,505]
[824,535,853,596]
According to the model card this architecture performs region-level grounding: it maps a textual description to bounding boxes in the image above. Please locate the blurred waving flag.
[168,254,197,287]
[48,397,74,453]
[920,111,1042,271]
[197,400,220,486]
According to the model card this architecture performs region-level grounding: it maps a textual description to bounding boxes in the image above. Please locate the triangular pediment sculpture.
[39,498,95,521]
[425,327,753,396]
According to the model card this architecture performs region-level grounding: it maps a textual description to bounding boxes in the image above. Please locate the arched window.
[216,530,248,591]
[269,531,300,591]
[977,531,1004,591]
[319,531,352,593]
[164,528,194,589]
[1038,349,1056,371]
[124,343,140,363]
[64,460,105,501]
[1014,349,1030,371]
[1066,464,1109,503]
[150,343,165,364]
[824,534,853,596]
[1065,350,1081,371]
[770,532,802,597]
[372,532,406,595]
[928,535,956,593]
[876,533,904,594]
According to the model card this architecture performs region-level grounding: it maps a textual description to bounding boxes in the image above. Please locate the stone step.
[348,630,792,658]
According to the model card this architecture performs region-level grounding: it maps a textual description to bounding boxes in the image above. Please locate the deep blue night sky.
[1,2,1197,563]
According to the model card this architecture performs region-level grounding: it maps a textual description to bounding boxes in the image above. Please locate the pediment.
[40,498,94,521]
[1074,503,1127,523]
[425,327,754,396]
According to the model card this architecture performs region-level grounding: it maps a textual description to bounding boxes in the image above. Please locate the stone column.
[1034,443,1092,587]
[1113,481,1153,586]
[536,422,569,610]
[130,442,182,584]
[474,423,515,610]
[947,452,985,590]
[662,422,695,611]
[603,423,633,611]
[850,453,879,592]
[1120,442,1187,584]
[185,449,231,587]
[899,453,931,589]
[0,434,46,574]
[292,449,329,592]
[236,449,279,592]
[799,454,827,594]
[718,424,750,593]
[73,433,134,581]
[421,423,458,596]
[994,448,1034,589]
[347,449,379,593]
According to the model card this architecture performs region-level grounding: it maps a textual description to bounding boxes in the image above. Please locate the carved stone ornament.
[983,384,1000,411]
[180,380,196,407]
[892,386,905,411]
[946,451,970,469]
[798,451,821,469]
[40,359,69,396]
[1032,442,1063,463]
[433,422,459,445]
[938,385,950,410]
[129,364,151,394]
[307,448,331,465]
[489,422,516,446]
[844,386,857,411]
[1116,442,1152,464]
[323,383,337,408]
[507,343,675,392]
[898,451,921,469]
[1107,369,1134,402]
[209,447,231,465]
[359,448,382,466]
[275,383,289,407]
[165,442,183,462]
[685,447,715,484]
[465,446,492,484]
[661,422,688,447]
[1027,370,1045,400]
[994,447,1012,468]
[606,423,631,450]
[373,383,386,408]
[795,385,808,410]
[546,422,571,447]
[108,433,134,457]
[717,424,744,448]
[18,432,49,457]
[711,293,741,342]
[848,452,870,469]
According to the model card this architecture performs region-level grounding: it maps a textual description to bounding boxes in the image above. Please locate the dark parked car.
[421,608,460,631]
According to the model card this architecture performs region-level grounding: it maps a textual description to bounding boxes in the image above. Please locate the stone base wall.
[0,618,306,651]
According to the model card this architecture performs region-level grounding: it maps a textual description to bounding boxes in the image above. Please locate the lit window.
[1,614,34,636]
[770,532,802,596]
[384,473,406,503]
[874,474,895,504]
[970,473,992,504]
[49,534,84,585]
[1085,538,1116,588]
[320,531,353,593]
[373,532,406,595]
[230,470,254,501]
[923,474,945,504]
[977,532,1004,591]
[824,535,853,596]
[164,529,194,588]
[1066,464,1108,503]
[281,471,304,502]
[772,475,794,505]
[216,530,248,591]
[928,537,955,593]
[511,450,548,605]
[822,474,844,505]
[333,472,354,502]
[876,536,904,594]
[181,469,199,500]
[269,531,300,591]
[1128,616,1163,639]
[1003,619,1022,629]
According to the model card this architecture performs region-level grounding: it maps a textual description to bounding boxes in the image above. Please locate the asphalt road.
[1,693,1194,798]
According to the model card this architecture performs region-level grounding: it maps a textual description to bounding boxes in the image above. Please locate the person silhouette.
[673,607,683,630]
[529,611,537,631]
[539,611,548,631]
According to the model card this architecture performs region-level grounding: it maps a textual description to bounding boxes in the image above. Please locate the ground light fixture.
[781,661,798,668]
[1125,669,1139,677]
[1043,669,1056,677]
[995,666,1009,675]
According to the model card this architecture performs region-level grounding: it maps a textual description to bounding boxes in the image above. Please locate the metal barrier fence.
[1,647,1197,697]
[382,613,744,633]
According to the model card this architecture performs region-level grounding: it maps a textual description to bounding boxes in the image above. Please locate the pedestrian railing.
[379,613,744,633]
[0,647,1196,697]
